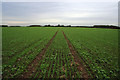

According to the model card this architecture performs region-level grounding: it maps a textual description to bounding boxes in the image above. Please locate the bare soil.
[19,31,58,78]
[62,31,91,79]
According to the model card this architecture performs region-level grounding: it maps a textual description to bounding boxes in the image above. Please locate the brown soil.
[19,31,58,78]
[62,31,91,79]
[14,40,46,65]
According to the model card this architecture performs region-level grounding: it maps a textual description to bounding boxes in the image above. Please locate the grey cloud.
[2,2,118,26]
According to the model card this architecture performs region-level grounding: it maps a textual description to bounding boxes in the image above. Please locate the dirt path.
[62,31,91,79]
[20,31,58,78]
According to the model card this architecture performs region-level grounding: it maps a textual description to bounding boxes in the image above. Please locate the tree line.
[1,24,120,29]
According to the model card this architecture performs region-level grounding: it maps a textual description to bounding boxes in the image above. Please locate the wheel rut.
[62,31,91,79]
[19,31,58,78]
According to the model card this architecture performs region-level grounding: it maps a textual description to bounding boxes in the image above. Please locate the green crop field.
[2,27,119,79]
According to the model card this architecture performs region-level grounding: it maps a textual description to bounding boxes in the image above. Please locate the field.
[2,27,119,79]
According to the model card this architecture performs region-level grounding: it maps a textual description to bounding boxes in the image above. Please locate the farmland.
[2,27,119,79]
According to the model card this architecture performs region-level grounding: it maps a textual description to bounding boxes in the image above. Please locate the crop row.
[63,28,119,78]
[2,27,57,78]
[29,31,81,78]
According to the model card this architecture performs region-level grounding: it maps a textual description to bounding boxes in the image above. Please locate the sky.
[2,1,119,26]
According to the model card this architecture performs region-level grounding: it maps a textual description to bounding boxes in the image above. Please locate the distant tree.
[2,25,8,27]
[44,24,51,27]
[93,25,118,29]
[48,24,51,27]
[66,25,71,27]
[9,26,21,27]
[44,25,47,27]
[57,24,60,27]
[29,25,41,27]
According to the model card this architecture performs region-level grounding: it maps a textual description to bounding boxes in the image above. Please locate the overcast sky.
[2,1,118,26]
